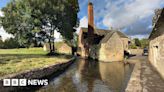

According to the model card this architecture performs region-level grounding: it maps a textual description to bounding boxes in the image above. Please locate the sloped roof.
[149,8,164,40]
[116,31,128,38]
[100,31,115,43]
[81,27,109,36]
[81,27,128,38]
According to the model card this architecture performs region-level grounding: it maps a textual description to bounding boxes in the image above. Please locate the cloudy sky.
[78,0,164,39]
[0,0,164,40]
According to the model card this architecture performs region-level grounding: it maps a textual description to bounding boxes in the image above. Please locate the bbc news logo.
[3,79,48,86]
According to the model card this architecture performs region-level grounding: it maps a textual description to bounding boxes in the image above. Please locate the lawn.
[0,48,72,77]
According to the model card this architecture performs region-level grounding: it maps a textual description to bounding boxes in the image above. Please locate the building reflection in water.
[37,59,133,92]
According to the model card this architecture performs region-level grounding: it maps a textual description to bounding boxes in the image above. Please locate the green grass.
[0,48,47,55]
[0,48,72,77]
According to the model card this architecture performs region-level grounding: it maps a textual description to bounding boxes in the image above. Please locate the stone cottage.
[149,8,164,79]
[78,2,129,62]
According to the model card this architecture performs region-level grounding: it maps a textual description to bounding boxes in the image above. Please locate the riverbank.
[0,48,76,91]
[125,55,164,92]
[0,57,75,92]
[0,48,72,77]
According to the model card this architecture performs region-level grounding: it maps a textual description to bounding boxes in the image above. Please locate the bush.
[129,44,137,49]
[134,38,141,47]
[0,38,20,49]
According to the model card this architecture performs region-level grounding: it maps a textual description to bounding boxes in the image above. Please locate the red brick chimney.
[88,2,94,36]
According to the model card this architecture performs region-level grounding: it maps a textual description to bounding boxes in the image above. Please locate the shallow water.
[37,58,134,92]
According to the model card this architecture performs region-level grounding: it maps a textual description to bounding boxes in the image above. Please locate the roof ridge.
[81,27,128,38]
[100,31,116,43]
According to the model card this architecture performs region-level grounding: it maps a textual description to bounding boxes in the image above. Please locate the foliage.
[129,44,137,49]
[28,0,79,53]
[130,38,149,49]
[1,0,36,47]
[134,38,141,47]
[140,38,149,48]
[0,0,79,54]
[0,38,20,49]
[64,32,78,47]
[0,36,3,48]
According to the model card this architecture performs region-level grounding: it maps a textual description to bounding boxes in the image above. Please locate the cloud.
[0,10,13,41]
[0,10,8,40]
[122,15,153,37]
[76,16,88,33]
[101,0,163,38]
[78,0,164,38]
[54,30,62,42]
[102,0,163,29]
[0,27,13,41]
[0,10,3,17]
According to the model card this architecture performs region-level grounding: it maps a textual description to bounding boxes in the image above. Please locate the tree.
[0,36,3,48]
[0,0,79,55]
[0,0,37,47]
[140,38,149,48]
[0,38,20,49]
[3,38,20,49]
[64,31,78,55]
[134,38,141,47]
[28,0,79,54]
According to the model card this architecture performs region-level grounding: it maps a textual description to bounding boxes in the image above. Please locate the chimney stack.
[88,2,94,35]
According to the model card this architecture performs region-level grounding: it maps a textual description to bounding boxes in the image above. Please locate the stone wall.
[78,29,87,57]
[0,58,75,92]
[121,38,129,51]
[129,49,143,55]
[149,35,164,79]
[99,33,124,62]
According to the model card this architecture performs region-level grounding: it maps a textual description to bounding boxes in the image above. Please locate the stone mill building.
[78,2,129,62]
[149,8,164,79]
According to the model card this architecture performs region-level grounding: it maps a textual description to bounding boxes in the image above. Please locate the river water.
[37,58,134,92]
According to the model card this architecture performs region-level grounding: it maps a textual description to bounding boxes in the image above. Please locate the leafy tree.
[28,0,79,54]
[64,32,78,55]
[134,38,141,47]
[0,0,37,47]
[0,36,3,48]
[129,44,137,49]
[0,38,20,49]
[0,0,79,54]
[140,38,149,48]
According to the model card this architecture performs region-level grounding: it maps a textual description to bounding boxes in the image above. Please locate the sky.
[78,0,164,39]
[0,0,164,40]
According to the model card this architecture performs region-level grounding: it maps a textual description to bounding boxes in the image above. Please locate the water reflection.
[37,58,133,92]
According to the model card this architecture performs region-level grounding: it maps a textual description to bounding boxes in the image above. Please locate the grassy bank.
[0,48,72,77]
